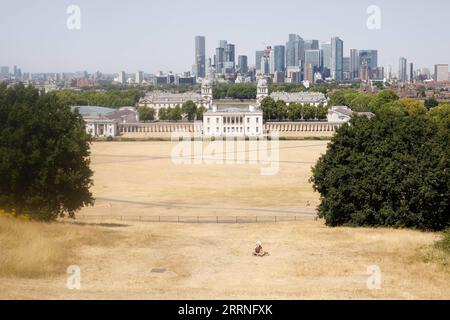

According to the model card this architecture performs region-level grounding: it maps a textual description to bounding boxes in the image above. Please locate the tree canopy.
[310,104,450,231]
[0,84,94,220]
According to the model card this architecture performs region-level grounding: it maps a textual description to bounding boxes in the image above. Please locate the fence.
[75,214,317,224]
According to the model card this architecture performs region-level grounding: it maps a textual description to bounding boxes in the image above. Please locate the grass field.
[0,141,449,299]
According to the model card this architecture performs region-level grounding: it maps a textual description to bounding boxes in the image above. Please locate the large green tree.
[0,84,94,220]
[181,100,198,121]
[310,109,450,231]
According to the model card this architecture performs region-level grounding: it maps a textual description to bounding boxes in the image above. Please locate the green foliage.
[213,83,256,99]
[368,89,399,112]
[138,106,155,121]
[435,229,450,253]
[316,104,329,120]
[310,110,450,231]
[181,100,198,121]
[196,106,207,121]
[269,83,306,93]
[275,100,288,120]
[348,94,373,112]
[424,97,439,109]
[287,103,302,121]
[302,104,316,120]
[52,88,144,109]
[260,97,277,121]
[0,84,94,220]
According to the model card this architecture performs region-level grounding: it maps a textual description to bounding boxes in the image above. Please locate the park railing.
[74,214,317,224]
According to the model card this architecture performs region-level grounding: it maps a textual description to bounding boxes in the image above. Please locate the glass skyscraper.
[194,36,206,78]
[273,45,286,72]
[331,37,344,81]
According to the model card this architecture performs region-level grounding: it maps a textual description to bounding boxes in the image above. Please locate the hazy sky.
[1,0,449,74]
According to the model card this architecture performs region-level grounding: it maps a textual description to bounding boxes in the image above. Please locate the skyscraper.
[286,34,304,68]
[304,50,321,71]
[194,36,206,78]
[399,57,408,82]
[255,50,264,73]
[224,43,235,73]
[331,37,344,82]
[350,49,359,80]
[238,55,248,74]
[435,64,449,82]
[136,71,144,84]
[321,42,332,77]
[215,47,225,73]
[304,40,319,50]
[118,71,126,84]
[407,62,414,83]
[343,57,350,80]
[273,45,286,73]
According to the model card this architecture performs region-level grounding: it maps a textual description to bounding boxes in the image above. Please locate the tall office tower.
[435,64,449,81]
[358,50,378,70]
[350,49,360,80]
[321,42,332,76]
[13,65,17,77]
[407,63,414,83]
[359,61,369,81]
[399,57,408,82]
[343,57,351,80]
[304,49,321,72]
[286,34,304,67]
[261,47,272,75]
[255,50,264,73]
[0,66,9,76]
[215,47,225,73]
[219,40,228,49]
[273,45,286,73]
[331,37,344,82]
[136,71,144,84]
[304,64,314,83]
[194,36,206,78]
[224,43,236,73]
[118,71,126,84]
[304,40,319,50]
[238,55,248,74]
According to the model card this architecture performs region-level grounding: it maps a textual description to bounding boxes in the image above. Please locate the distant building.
[399,57,408,82]
[327,106,374,123]
[435,64,449,82]
[331,37,344,81]
[118,71,126,84]
[203,104,263,137]
[286,34,304,68]
[273,45,286,73]
[305,50,321,72]
[194,36,206,78]
[73,106,139,137]
[238,55,248,74]
[255,50,264,74]
[136,71,144,84]
[350,49,360,80]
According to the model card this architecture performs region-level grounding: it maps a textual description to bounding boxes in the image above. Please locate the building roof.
[270,91,327,103]
[139,91,203,104]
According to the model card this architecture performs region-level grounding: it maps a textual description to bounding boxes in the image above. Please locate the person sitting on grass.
[253,240,267,257]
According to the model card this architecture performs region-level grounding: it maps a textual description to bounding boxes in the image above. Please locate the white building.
[72,106,139,137]
[327,106,374,123]
[256,78,328,106]
[435,64,449,82]
[203,104,263,137]
[138,79,213,119]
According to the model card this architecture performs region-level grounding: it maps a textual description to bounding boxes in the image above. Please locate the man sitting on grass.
[253,240,268,257]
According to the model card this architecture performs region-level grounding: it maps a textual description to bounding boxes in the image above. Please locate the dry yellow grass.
[0,216,119,279]
[0,141,448,299]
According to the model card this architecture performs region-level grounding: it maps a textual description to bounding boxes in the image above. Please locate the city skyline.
[1,0,449,74]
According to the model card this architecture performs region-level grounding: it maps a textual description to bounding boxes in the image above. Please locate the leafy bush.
[310,109,450,231]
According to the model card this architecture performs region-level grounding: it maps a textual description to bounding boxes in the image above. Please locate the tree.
[196,106,207,121]
[158,108,168,121]
[0,84,94,220]
[368,89,399,112]
[260,97,277,121]
[328,90,347,106]
[275,100,288,120]
[424,97,439,110]
[168,105,182,121]
[348,94,373,112]
[181,100,197,121]
[316,104,329,120]
[302,104,316,120]
[287,103,302,121]
[138,106,155,121]
[310,111,450,231]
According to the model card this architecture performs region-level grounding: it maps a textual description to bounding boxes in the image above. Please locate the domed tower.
[256,78,269,107]
[201,78,213,109]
